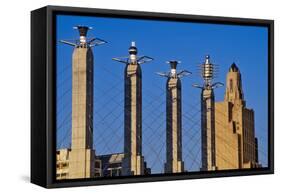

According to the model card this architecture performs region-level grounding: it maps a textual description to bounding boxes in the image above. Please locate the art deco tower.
[113,42,153,175]
[60,26,106,178]
[193,55,223,171]
[214,63,259,169]
[157,61,191,173]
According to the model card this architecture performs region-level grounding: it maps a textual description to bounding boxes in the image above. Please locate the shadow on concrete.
[20,175,30,183]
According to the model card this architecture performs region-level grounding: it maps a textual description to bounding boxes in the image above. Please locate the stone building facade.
[214,63,260,170]
[56,149,70,180]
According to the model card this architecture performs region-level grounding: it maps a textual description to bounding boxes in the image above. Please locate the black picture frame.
[31,5,274,188]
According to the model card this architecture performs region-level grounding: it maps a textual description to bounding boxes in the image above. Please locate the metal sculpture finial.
[131,41,136,47]
[112,41,153,65]
[193,55,223,89]
[205,55,210,62]
[157,60,191,78]
[59,25,107,48]
[74,26,92,37]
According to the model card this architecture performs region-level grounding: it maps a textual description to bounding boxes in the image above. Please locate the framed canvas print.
[31,5,274,188]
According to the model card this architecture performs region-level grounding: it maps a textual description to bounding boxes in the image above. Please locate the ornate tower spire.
[225,63,245,106]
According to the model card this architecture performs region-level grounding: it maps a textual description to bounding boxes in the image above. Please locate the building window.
[110,169,121,177]
[95,160,101,168]
[230,79,233,92]
[111,169,118,176]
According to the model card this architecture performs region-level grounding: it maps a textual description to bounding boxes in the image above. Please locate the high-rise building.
[215,63,260,169]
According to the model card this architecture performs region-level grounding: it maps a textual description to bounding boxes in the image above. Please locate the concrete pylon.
[113,42,153,175]
[193,55,223,171]
[69,44,95,179]
[157,61,191,173]
[201,88,216,171]
[60,26,106,179]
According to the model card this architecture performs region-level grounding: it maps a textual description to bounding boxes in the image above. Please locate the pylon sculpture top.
[156,60,191,78]
[193,55,223,90]
[112,41,153,65]
[59,25,107,48]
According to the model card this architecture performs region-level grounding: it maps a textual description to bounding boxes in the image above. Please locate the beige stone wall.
[68,149,95,179]
[215,102,240,170]
[242,108,256,167]
[214,99,257,170]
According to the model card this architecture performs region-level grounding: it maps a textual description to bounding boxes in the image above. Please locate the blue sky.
[56,14,268,173]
